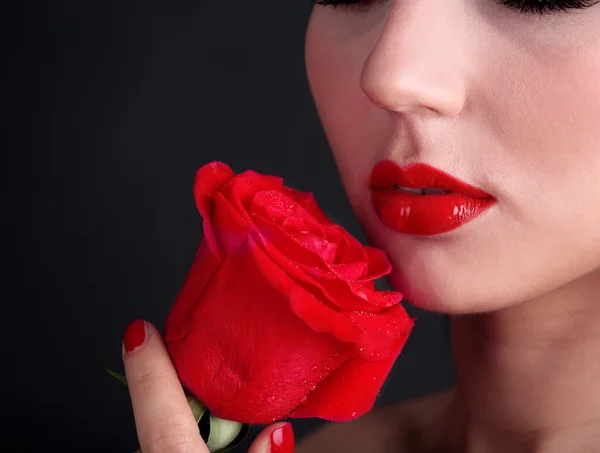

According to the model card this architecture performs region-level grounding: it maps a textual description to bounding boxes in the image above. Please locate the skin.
[300,0,600,452]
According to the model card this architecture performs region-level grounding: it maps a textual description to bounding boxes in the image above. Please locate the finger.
[122,319,208,453]
[133,423,295,453]
[248,422,295,453]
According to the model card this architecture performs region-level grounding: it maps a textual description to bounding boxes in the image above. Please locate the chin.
[358,210,536,315]
[385,257,510,316]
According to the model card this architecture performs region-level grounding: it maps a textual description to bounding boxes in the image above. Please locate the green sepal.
[211,423,250,453]
[206,413,245,452]
[104,366,128,386]
[186,391,207,423]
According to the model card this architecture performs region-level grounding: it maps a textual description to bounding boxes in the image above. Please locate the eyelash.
[310,0,599,15]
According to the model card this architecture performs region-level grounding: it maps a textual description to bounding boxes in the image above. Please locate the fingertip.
[249,422,294,453]
[269,422,294,453]
[122,319,150,356]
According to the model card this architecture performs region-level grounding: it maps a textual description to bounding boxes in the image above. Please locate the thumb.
[248,422,294,453]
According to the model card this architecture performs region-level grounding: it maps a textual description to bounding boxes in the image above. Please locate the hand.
[122,319,295,453]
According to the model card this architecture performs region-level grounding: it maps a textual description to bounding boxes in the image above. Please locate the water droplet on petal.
[311,365,318,371]
[266,395,276,403]
[350,411,357,418]
[301,380,308,386]
[310,383,317,391]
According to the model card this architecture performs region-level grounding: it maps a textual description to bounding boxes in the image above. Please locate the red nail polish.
[123,319,148,353]
[270,423,294,453]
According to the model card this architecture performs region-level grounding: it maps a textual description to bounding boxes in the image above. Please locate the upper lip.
[370,160,493,199]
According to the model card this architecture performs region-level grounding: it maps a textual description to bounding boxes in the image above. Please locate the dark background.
[9,1,454,451]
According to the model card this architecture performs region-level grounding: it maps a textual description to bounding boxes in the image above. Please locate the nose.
[360,1,467,117]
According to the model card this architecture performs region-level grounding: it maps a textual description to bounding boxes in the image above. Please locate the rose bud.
[164,161,414,426]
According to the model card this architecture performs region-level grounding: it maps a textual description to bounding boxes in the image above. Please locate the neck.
[443,269,600,453]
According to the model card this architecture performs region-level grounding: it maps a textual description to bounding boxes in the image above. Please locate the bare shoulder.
[295,387,457,453]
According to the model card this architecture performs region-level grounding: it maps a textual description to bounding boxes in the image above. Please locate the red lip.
[370,160,496,236]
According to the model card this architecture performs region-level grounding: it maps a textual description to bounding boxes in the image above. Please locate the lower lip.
[371,188,496,236]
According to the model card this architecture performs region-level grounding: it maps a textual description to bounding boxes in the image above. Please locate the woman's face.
[305,0,600,314]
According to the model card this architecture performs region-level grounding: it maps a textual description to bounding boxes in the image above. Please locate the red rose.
[164,162,414,425]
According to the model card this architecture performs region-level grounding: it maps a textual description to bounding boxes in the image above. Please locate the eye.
[500,0,599,14]
[309,0,382,9]
[309,0,599,15]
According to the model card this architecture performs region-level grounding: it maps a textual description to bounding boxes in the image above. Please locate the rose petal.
[288,289,363,344]
[298,217,327,239]
[290,308,413,421]
[252,221,384,313]
[319,224,369,267]
[285,228,328,252]
[217,178,256,225]
[248,235,363,344]
[330,262,368,281]
[237,170,284,200]
[252,213,396,312]
[347,282,403,308]
[287,231,338,264]
[336,226,368,263]
[193,162,235,257]
[294,260,401,311]
[342,305,414,361]
[358,246,393,281]
[253,214,326,268]
[164,236,221,343]
[280,217,309,233]
[193,161,236,217]
[276,217,337,263]
[251,191,320,226]
[166,238,354,424]
[211,192,253,256]
[219,170,284,219]
[334,235,351,263]
[289,347,403,421]
[284,189,334,226]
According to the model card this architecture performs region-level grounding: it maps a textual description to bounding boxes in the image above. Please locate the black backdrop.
[9,1,454,451]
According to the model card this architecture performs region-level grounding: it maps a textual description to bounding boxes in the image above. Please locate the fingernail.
[123,319,148,353]
[270,423,294,453]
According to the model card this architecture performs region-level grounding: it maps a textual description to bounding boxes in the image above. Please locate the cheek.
[483,41,600,187]
[306,11,388,203]
[484,39,600,279]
